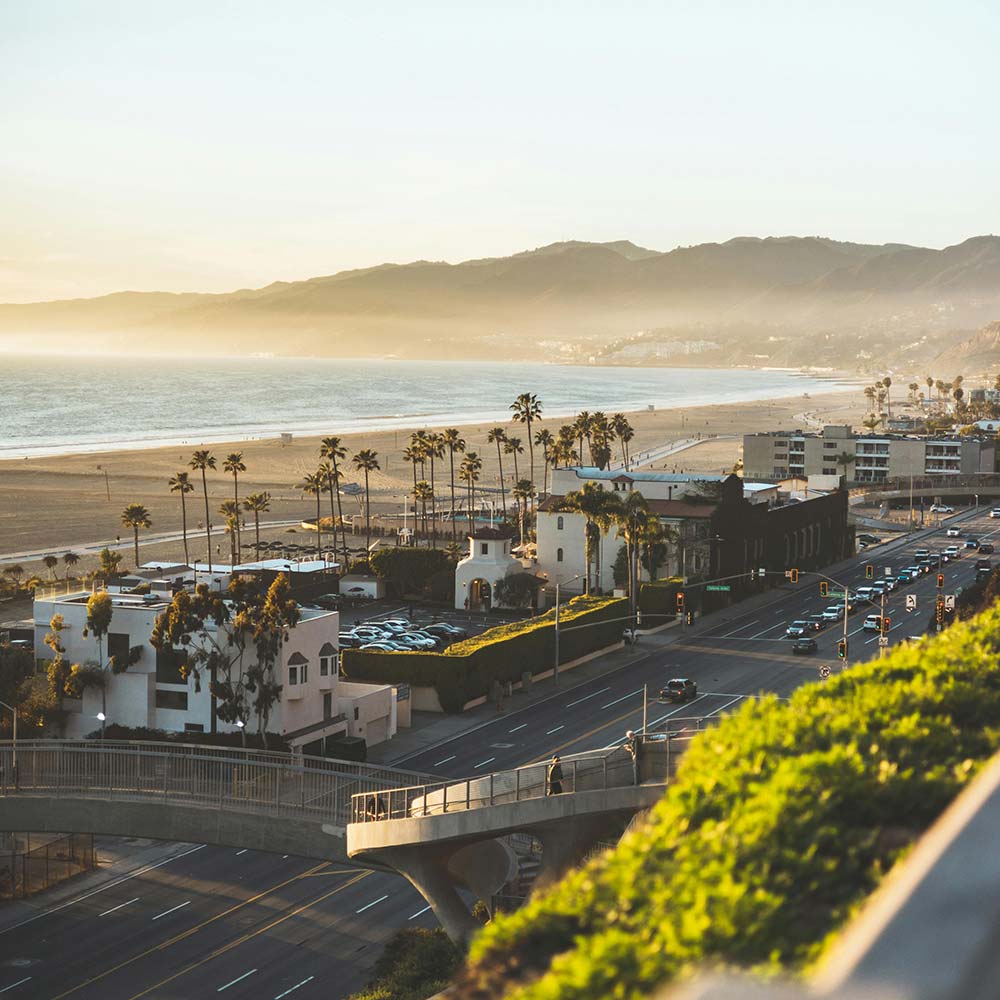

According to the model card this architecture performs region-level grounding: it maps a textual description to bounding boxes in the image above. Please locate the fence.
[0,740,431,829]
[0,833,96,898]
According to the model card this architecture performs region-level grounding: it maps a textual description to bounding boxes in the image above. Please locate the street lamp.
[0,699,18,788]
[96,711,106,742]
[553,573,584,689]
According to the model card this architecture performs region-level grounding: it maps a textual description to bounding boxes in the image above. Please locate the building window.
[481,542,488,555]
[823,442,838,449]
[323,693,333,719]
[557,547,564,562]
[300,661,308,683]
[155,689,188,711]
[183,722,204,733]
[289,665,298,685]
[822,467,838,475]
[556,516,564,530]
[108,632,130,670]
[354,706,360,721]
[319,641,336,677]
[155,646,187,684]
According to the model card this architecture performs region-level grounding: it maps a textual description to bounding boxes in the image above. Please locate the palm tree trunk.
[527,418,534,487]
[315,490,322,558]
[254,511,261,550]
[364,470,371,554]
[496,442,506,519]
[429,455,437,548]
[333,460,348,562]
[133,526,139,566]
[449,451,457,543]
[411,460,418,541]
[233,473,240,563]
[180,492,190,565]
[327,476,337,558]
[584,522,592,594]
[201,469,212,573]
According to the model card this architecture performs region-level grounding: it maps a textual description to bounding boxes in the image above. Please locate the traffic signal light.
[676,591,685,612]
[819,581,828,597]
[837,639,848,659]
[882,616,891,634]
[685,610,694,626]
[937,573,944,588]
[865,564,874,579]
[789,568,799,583]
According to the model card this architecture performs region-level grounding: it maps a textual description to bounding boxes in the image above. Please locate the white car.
[990,509,1000,518]
[930,504,954,514]
[944,545,960,558]
[863,614,884,632]
[946,528,961,537]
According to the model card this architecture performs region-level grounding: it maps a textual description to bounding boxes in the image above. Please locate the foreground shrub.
[347,927,463,1000]
[457,604,1000,999]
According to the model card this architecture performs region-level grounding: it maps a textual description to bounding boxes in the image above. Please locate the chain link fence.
[0,833,96,898]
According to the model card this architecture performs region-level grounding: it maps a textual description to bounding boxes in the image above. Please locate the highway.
[1,507,993,999]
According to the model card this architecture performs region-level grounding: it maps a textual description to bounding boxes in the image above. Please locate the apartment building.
[743,425,997,483]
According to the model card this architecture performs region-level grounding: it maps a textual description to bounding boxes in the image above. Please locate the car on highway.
[914,548,931,560]
[792,637,818,654]
[991,508,1000,518]
[930,504,955,514]
[855,586,876,603]
[857,533,882,545]
[979,542,995,555]
[946,527,962,537]
[658,678,698,703]
[807,614,826,631]
[965,538,980,550]
[786,620,811,637]
[945,545,961,558]
[863,614,885,632]
[902,566,922,581]
[821,606,843,623]
[881,576,898,591]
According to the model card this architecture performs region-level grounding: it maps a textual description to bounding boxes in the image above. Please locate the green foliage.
[347,927,463,1000]
[612,544,628,588]
[459,605,1000,999]
[638,578,686,623]
[342,596,626,712]
[492,573,542,609]
[0,643,35,735]
[97,547,123,579]
[369,547,453,597]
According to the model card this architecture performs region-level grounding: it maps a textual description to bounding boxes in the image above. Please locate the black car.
[979,543,995,555]
[658,678,698,703]
[792,637,818,654]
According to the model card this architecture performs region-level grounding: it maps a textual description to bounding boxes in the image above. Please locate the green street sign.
[706,584,731,592]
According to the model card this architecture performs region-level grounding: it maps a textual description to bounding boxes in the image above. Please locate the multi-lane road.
[1,507,993,999]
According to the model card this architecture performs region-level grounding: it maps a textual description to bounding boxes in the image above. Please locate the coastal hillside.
[2,236,999,365]
[934,320,1000,370]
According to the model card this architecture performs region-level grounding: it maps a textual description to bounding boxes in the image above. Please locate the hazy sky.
[2,0,997,302]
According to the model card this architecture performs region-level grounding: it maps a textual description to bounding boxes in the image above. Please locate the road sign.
[878,636,889,647]
[706,584,731,592]
[758,567,766,578]
[884,567,893,577]
[944,595,956,610]
[905,594,916,611]
[818,664,831,679]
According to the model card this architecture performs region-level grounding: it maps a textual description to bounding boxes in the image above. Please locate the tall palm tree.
[352,449,380,556]
[121,503,152,567]
[242,492,271,553]
[614,491,650,610]
[487,427,508,519]
[510,392,543,488]
[511,478,535,548]
[881,377,892,419]
[425,433,445,547]
[574,411,592,464]
[42,555,58,580]
[62,551,80,580]
[557,482,612,594]
[459,452,482,524]
[534,428,554,495]
[219,500,241,566]
[189,450,217,572]
[926,375,934,403]
[441,429,465,542]
[610,413,635,469]
[639,515,672,582]
[222,452,246,554]
[298,471,325,558]
[169,471,195,566]
[414,480,434,539]
[504,436,523,487]
[834,451,855,482]
[320,436,349,561]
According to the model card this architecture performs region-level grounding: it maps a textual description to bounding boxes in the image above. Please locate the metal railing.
[0,740,431,829]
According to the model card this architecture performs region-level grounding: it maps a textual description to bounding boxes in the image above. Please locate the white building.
[33,584,397,752]
[454,527,531,611]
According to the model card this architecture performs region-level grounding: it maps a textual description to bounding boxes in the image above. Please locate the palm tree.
[558,482,612,594]
[298,471,325,558]
[62,551,80,580]
[610,413,634,469]
[881,377,892,418]
[414,480,434,538]
[512,478,535,547]
[534,428,554,495]
[4,565,24,589]
[320,436,349,561]
[926,375,934,403]
[42,555,58,580]
[402,444,422,523]
[459,452,482,523]
[242,492,271,553]
[614,491,650,612]
[169,471,195,565]
[639,515,672,582]
[487,427,508,519]
[441,429,465,542]
[189,450,217,572]
[121,503,152,567]
[834,451,855,482]
[352,449,380,556]
[222,452,246,554]
[504,436,523,490]
[510,392,543,488]
[574,411,591,464]
[219,500,241,566]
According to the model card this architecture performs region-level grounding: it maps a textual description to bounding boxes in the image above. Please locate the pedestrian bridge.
[0,739,430,863]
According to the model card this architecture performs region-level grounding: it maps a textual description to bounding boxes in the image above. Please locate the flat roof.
[565,466,727,483]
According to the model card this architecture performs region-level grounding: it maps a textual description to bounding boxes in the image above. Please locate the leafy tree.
[121,502,152,567]
[510,392,543,489]
[189,449,217,572]
[370,547,452,597]
[97,546,122,581]
[169,471,195,566]
[84,591,113,735]
[0,642,34,735]
[493,572,542,609]
[352,449,381,555]
[346,927,463,1000]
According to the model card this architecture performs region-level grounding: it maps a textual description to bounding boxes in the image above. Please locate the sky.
[2,0,998,302]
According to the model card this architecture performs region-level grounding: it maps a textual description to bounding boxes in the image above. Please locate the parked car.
[404,630,448,649]
[786,620,811,637]
[792,637,818,654]
[338,633,362,648]
[979,542,995,554]
[360,641,407,651]
[658,678,698,703]
[863,614,884,632]
[313,593,343,610]
[930,504,955,514]
[424,623,468,640]
[393,634,437,650]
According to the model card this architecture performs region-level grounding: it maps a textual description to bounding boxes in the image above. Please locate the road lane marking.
[546,726,564,735]
[0,979,31,995]
[275,977,315,999]
[749,622,786,639]
[100,897,139,917]
[434,755,456,766]
[152,901,190,921]
[508,724,527,733]
[565,686,610,707]
[355,894,389,913]
[473,757,495,769]
[720,620,759,637]
[600,687,643,710]
[235,850,248,856]
[409,905,432,920]
[0,843,206,937]
[217,969,257,992]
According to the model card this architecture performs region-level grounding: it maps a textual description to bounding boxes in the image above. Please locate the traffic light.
[865,564,874,579]
[685,610,694,626]
[819,581,829,597]
[676,592,685,612]
[837,639,848,659]
[789,568,799,584]
[882,616,891,634]
[937,573,945,588]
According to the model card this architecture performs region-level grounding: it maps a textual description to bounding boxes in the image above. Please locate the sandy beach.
[0,384,865,578]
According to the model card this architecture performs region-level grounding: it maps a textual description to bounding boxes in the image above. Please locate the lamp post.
[0,699,17,788]
[553,573,584,689]
[236,718,247,749]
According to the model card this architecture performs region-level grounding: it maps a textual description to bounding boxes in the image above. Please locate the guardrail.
[0,740,431,828]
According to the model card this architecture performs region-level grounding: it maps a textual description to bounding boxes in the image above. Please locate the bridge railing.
[0,740,431,828]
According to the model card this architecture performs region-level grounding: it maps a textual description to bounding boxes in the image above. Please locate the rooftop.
[563,466,728,483]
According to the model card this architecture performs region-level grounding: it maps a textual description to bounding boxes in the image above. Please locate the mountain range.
[2,235,999,368]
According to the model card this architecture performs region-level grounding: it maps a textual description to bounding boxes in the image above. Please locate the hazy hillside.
[2,235,998,365]
[934,320,1000,371]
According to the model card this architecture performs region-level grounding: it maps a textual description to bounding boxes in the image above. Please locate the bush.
[370,548,453,597]
[637,577,685,623]
[457,603,1000,999]
[347,927,463,1000]
[342,596,628,712]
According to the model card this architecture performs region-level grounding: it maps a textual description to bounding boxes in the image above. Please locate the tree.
[169,471,195,565]
[441,429,465,543]
[5,565,24,587]
[534,428,554,495]
[926,375,934,403]
[352,449,381,557]
[242,491,271,553]
[425,433,445,547]
[222,452,246,554]
[42,555,59,580]
[881,376,892,419]
[402,444,422,534]
[574,411,592,463]
[493,572,542,609]
[219,500,241,566]
[320,436,349,562]
[62,551,80,580]
[639,515,672,581]
[557,482,615,594]
[614,491,650,612]
[504,436,523,489]
[487,427,508,519]
[610,413,635,469]
[85,591,113,737]
[459,452,482,523]
[189,450,217,572]
[834,451,855,482]
[512,478,535,547]
[97,546,122,581]
[298,471,325,559]
[510,392,543,489]
[414,480,434,539]
[121,503,152,568]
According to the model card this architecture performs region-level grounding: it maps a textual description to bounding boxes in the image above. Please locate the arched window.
[556,516,564,530]
[319,641,337,677]
[557,547,564,562]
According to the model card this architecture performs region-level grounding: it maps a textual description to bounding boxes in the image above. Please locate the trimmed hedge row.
[637,577,686,623]
[341,596,628,712]
[457,602,1000,999]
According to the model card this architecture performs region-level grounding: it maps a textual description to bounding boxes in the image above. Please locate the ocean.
[0,353,850,459]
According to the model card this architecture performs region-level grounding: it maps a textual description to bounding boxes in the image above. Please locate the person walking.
[547,755,564,795]
[624,729,639,785]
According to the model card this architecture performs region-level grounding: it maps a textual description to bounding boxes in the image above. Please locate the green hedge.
[457,602,1000,999]
[342,596,627,712]
[637,577,685,623]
